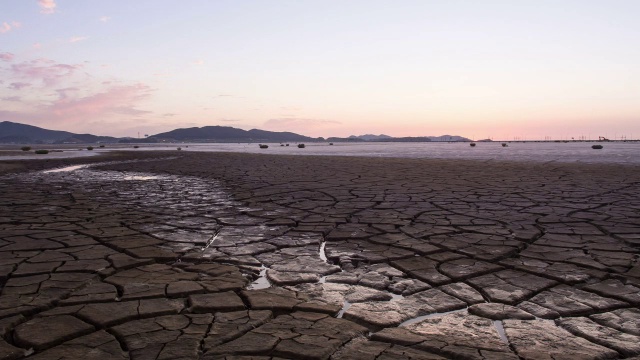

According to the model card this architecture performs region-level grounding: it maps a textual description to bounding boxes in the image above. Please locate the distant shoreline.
[2,140,640,166]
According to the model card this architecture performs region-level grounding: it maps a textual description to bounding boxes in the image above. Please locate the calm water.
[1,142,638,164]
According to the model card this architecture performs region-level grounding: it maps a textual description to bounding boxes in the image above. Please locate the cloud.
[10,58,83,86]
[33,42,42,49]
[0,52,15,61]
[162,113,176,117]
[0,83,155,132]
[191,59,204,65]
[49,83,154,119]
[54,87,79,100]
[1,21,20,34]
[38,0,57,14]
[69,36,88,43]
[220,119,240,122]
[8,82,32,90]
[99,16,110,23]
[1,96,21,102]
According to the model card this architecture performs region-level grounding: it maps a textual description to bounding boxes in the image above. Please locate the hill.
[0,121,471,144]
[150,126,321,142]
[0,121,120,144]
[0,121,75,143]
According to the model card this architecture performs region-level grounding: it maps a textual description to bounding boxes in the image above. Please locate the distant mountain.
[0,121,471,144]
[150,126,322,142]
[0,121,119,144]
[0,121,74,143]
[427,135,471,142]
[349,134,393,141]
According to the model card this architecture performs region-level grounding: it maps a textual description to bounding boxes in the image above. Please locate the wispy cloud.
[0,52,15,61]
[99,16,111,23]
[162,113,176,117]
[8,82,32,90]
[10,58,83,86]
[38,0,57,14]
[49,83,154,119]
[1,21,21,34]
[33,42,42,49]
[0,83,155,131]
[0,53,156,135]
[69,36,88,43]
[191,59,204,65]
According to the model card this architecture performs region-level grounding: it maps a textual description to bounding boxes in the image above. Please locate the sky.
[1,0,639,140]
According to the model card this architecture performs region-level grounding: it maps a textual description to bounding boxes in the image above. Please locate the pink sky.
[1,1,639,140]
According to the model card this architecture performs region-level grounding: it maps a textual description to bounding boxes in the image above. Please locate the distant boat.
[592,144,603,149]
[470,143,476,147]
[298,144,305,148]
[259,144,268,149]
[502,143,508,147]
[329,143,334,145]
[285,144,289,146]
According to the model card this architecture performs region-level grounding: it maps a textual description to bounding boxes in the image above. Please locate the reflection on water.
[43,165,88,173]
[494,320,509,344]
[247,266,270,290]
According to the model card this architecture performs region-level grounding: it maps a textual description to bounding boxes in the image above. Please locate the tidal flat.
[0,151,639,359]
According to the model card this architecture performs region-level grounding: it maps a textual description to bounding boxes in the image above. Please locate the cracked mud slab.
[0,151,639,359]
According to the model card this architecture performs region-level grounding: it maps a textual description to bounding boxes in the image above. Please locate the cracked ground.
[0,151,639,360]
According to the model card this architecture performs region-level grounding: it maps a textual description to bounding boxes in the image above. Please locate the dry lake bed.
[0,150,639,359]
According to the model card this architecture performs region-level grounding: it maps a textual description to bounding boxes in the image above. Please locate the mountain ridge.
[0,121,471,144]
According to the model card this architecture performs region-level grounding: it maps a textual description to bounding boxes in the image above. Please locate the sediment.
[0,151,639,359]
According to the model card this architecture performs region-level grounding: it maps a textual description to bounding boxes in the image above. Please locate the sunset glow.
[1,0,639,140]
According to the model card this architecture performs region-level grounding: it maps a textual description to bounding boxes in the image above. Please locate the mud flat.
[0,151,639,359]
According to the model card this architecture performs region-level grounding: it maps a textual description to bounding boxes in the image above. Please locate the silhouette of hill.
[0,121,120,144]
[151,126,320,142]
[349,134,393,141]
[0,121,471,144]
[0,121,74,143]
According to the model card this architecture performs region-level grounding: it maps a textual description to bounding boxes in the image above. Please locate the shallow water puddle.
[319,241,327,262]
[493,320,509,344]
[201,229,222,250]
[43,164,88,173]
[247,266,271,290]
[336,300,352,318]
